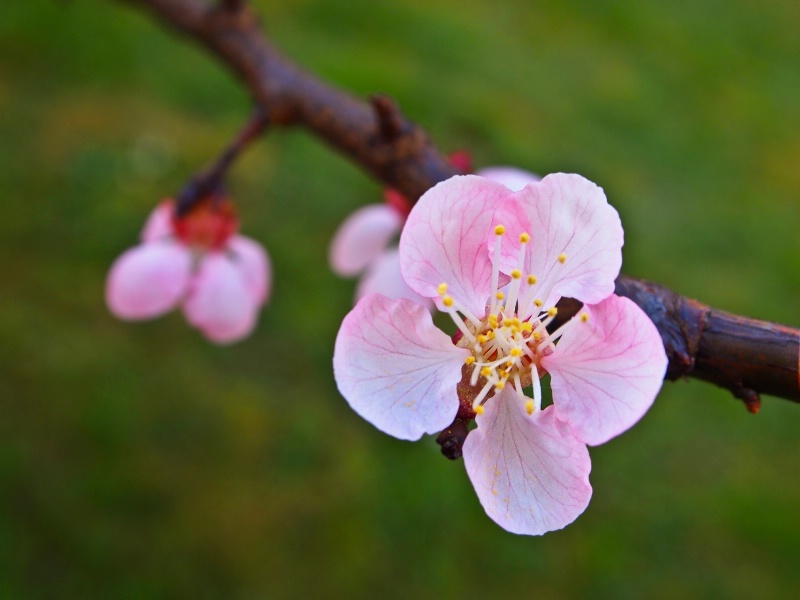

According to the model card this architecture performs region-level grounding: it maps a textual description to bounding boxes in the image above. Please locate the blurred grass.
[1,0,800,598]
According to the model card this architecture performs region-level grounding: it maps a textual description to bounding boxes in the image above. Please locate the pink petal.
[228,235,272,304]
[399,175,511,317]
[499,173,624,308]
[476,166,540,192]
[105,241,191,320]
[329,204,404,276]
[140,201,175,243]
[463,392,592,536]
[183,253,259,344]
[333,294,469,441]
[355,248,433,309]
[541,294,667,446]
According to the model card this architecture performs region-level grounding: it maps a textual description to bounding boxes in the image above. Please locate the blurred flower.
[329,157,539,306]
[334,173,666,535]
[106,195,270,344]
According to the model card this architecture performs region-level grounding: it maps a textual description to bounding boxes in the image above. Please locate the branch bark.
[115,0,800,408]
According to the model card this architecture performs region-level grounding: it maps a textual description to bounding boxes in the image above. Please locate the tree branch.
[114,0,800,408]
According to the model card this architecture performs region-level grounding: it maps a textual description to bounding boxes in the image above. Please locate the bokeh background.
[2,0,800,598]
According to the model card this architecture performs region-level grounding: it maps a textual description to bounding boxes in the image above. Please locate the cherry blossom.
[106,197,270,344]
[334,173,667,535]
[329,164,539,305]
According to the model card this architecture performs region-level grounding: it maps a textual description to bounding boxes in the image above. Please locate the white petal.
[463,392,592,535]
[333,294,468,440]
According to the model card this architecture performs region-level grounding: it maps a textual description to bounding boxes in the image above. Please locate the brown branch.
[114,0,800,409]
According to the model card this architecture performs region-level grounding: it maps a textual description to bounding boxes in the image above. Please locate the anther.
[494,225,506,236]
[495,381,505,390]
[437,282,448,295]
[510,348,523,357]
[465,356,476,365]
[519,232,530,243]
[525,400,535,415]
[442,295,454,308]
[580,312,590,323]
[480,367,492,378]
[558,253,567,264]
[534,299,543,308]
[511,269,522,279]
[475,405,485,415]
[496,291,505,300]
[527,275,537,285]
[547,307,558,317]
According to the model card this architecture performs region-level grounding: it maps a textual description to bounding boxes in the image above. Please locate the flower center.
[438,224,588,416]
[172,195,238,250]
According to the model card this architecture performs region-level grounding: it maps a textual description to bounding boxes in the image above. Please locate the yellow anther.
[521,322,533,332]
[580,312,590,323]
[511,269,522,279]
[527,275,538,285]
[495,381,505,390]
[558,253,567,264]
[487,330,495,339]
[442,295,454,308]
[494,225,506,236]
[510,348,523,357]
[534,299,543,308]
[489,315,499,328]
[525,400,535,415]
[465,356,476,365]
[533,332,541,341]
[437,282,448,295]
[511,318,521,327]
[547,307,558,317]
[505,360,513,368]
[519,232,530,243]
[480,367,493,378]
[496,291,505,300]
[477,334,488,344]
[475,405,485,415]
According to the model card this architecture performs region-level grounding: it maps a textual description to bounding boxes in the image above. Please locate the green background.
[2,1,800,598]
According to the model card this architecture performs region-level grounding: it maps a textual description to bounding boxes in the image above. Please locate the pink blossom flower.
[329,164,539,305]
[333,173,667,535]
[106,198,270,344]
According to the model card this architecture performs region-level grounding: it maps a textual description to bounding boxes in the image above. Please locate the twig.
[175,105,268,215]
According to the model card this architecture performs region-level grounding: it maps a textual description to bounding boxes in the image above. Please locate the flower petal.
[140,201,175,243]
[500,173,624,308]
[355,248,433,309]
[183,253,259,344]
[463,392,592,536]
[106,242,191,320]
[476,166,540,192]
[542,294,667,446]
[329,204,403,276]
[400,175,510,317]
[333,294,469,441]
[228,235,272,304]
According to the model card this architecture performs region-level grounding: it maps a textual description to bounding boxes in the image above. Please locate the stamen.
[472,380,495,409]
[525,400,535,415]
[490,225,505,313]
[444,306,476,343]
[437,282,448,295]
[464,356,476,365]
[558,253,567,264]
[475,405,484,415]
[531,363,542,412]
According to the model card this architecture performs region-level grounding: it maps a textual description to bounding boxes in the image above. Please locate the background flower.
[106,199,270,343]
